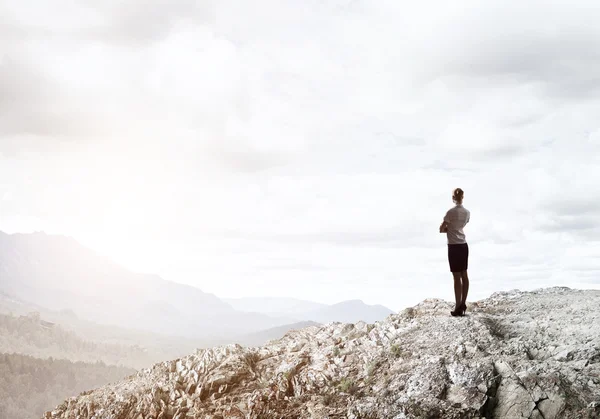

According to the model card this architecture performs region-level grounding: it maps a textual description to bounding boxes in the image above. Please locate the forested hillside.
[0,353,134,419]
[0,312,158,369]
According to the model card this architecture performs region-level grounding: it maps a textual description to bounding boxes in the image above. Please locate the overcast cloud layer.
[1,0,599,310]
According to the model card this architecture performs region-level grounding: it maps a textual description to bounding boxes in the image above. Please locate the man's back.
[444,204,470,244]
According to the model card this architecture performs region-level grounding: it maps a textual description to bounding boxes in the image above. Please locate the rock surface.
[44,287,600,418]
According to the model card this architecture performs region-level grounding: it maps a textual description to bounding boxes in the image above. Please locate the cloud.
[1,0,600,308]
[538,216,599,234]
[213,227,437,249]
[206,147,290,173]
[397,1,600,98]
[0,0,211,43]
[550,200,600,217]
[536,205,600,241]
[0,56,75,140]
[85,0,212,45]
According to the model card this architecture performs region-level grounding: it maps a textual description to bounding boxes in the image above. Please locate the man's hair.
[453,188,464,203]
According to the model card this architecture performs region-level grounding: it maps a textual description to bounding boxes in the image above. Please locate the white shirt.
[444,204,470,245]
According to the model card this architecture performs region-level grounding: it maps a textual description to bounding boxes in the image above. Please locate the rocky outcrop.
[44,287,600,418]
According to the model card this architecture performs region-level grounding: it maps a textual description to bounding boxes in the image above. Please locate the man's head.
[452,188,464,204]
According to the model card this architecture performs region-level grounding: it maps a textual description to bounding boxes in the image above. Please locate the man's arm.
[439,220,449,233]
[440,210,451,233]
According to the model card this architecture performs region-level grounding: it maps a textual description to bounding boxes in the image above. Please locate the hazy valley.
[0,231,393,418]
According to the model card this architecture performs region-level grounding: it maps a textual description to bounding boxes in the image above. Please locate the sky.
[1,0,599,311]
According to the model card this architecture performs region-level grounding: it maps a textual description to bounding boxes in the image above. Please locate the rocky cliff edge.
[44,287,600,418]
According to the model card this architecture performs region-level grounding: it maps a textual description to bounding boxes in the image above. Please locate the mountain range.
[0,231,393,342]
[225,297,394,324]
